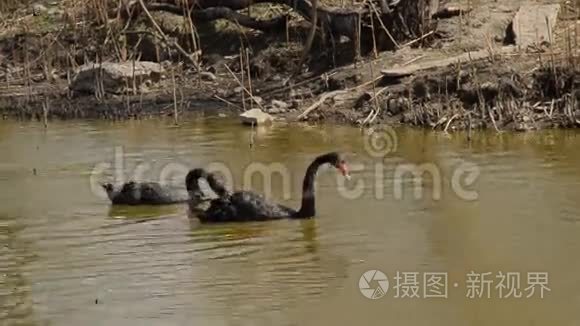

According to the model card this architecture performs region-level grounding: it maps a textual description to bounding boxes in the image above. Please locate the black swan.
[188,152,350,223]
[102,167,229,206]
[102,181,190,205]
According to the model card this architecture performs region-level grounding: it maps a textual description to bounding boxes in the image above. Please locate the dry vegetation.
[1,0,580,132]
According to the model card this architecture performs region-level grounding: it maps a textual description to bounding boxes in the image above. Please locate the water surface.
[0,117,579,325]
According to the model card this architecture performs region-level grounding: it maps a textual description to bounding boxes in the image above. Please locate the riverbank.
[1,0,579,132]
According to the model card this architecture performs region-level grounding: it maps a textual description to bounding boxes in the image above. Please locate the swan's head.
[101,183,115,198]
[325,152,350,180]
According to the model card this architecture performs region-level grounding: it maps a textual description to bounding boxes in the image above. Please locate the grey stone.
[70,61,164,95]
[239,108,274,126]
[511,4,560,47]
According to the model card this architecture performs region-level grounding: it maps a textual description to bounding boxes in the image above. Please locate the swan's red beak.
[337,162,351,180]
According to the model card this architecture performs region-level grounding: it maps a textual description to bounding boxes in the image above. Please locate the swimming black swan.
[188,152,350,223]
[102,181,190,205]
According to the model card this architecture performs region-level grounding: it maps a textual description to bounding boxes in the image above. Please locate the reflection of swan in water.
[105,204,184,222]
[185,211,351,320]
[185,211,321,261]
[188,152,351,223]
[299,219,319,254]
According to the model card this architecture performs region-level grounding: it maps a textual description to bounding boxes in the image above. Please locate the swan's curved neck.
[186,169,229,198]
[206,174,229,197]
[296,156,327,218]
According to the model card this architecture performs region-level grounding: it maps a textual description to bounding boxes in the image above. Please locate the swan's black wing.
[196,191,296,223]
[106,182,140,205]
[197,196,238,223]
[224,191,296,221]
[139,182,189,204]
[187,190,214,215]
[106,182,188,205]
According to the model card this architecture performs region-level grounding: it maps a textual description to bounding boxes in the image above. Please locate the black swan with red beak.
[186,152,350,223]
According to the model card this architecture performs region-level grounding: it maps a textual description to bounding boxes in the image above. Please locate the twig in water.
[249,122,255,149]
[467,112,472,142]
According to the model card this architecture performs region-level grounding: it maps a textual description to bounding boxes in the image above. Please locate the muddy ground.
[1,0,580,132]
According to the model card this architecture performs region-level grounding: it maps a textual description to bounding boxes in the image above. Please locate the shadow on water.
[101,204,186,228]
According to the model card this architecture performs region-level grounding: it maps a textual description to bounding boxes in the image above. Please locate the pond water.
[0,117,579,325]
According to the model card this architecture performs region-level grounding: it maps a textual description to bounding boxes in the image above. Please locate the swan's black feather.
[103,181,189,205]
[188,152,347,223]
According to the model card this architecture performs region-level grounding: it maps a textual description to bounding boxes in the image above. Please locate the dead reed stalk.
[367,1,399,49]
[182,3,203,79]
[223,64,266,110]
[171,66,178,124]
[293,0,318,77]
[369,6,378,59]
[239,47,246,110]
[136,0,199,68]
[246,48,254,110]
[368,60,380,124]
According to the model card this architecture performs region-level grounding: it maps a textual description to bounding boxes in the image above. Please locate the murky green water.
[1,116,579,325]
